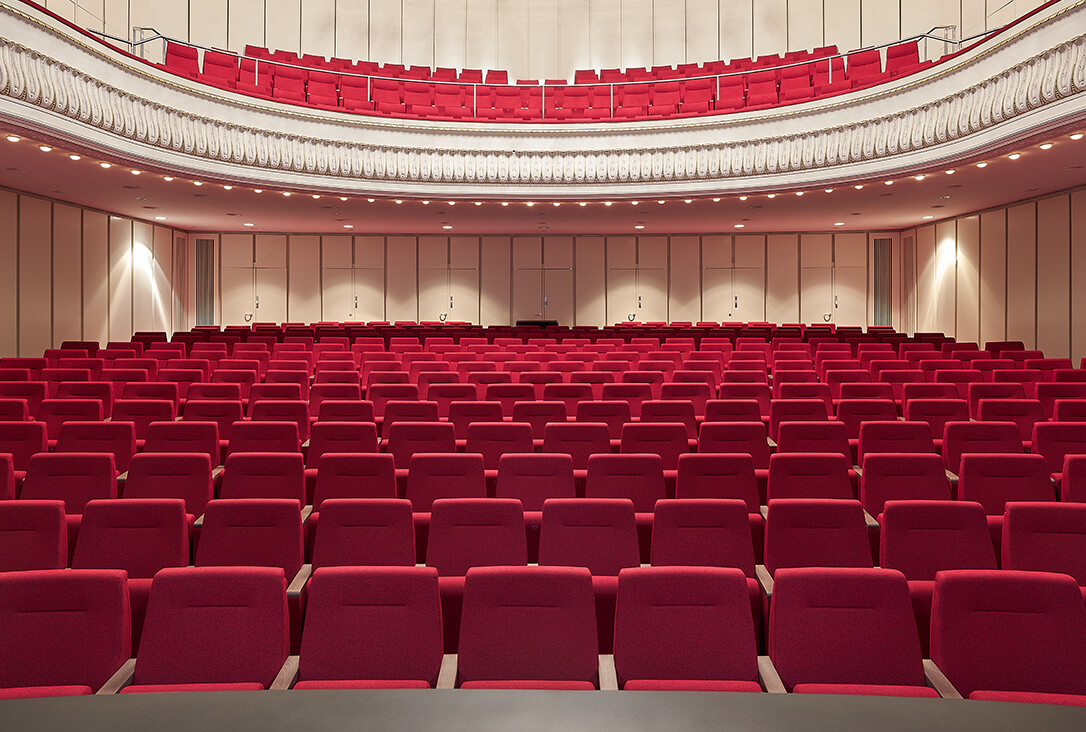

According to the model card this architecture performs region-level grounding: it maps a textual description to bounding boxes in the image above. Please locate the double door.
[221,234,287,325]
[799,234,867,326]
[418,236,480,323]
[512,236,575,325]
[321,235,386,322]
[606,236,668,323]
[701,234,766,322]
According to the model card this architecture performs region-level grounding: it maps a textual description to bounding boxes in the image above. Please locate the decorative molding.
[0,0,1084,193]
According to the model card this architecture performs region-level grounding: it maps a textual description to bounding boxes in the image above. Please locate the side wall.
[44,0,1044,82]
[903,187,1086,363]
[0,187,189,357]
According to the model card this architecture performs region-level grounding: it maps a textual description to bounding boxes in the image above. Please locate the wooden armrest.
[301,438,310,450]
[766,437,777,450]
[193,513,204,529]
[436,654,457,689]
[945,469,959,484]
[270,655,300,690]
[598,654,618,691]
[923,659,962,699]
[755,564,774,598]
[287,564,312,598]
[863,509,879,530]
[96,658,135,695]
[852,466,863,479]
[116,471,128,485]
[212,466,225,480]
[300,504,313,524]
[757,656,786,693]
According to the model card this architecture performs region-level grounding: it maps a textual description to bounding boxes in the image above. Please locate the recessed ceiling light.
[684,199,693,204]
[1008,153,1021,160]
[767,194,776,199]
[99,162,112,168]
[824,188,833,193]
[500,202,509,207]
[447,201,456,206]
[343,224,354,229]
[795,191,804,196]
[39,145,52,152]
[193,180,203,186]
[945,169,956,174]
[442,224,453,230]
[1070,133,1084,141]
[254,189,263,194]
[634,224,645,230]
[578,202,587,207]
[884,180,893,185]
[282,191,291,196]
[153,216,167,220]
[130,169,141,175]
[553,202,561,207]
[833,222,844,226]
[657,200,666,204]
[913,175,925,181]
[69,154,81,161]
[422,200,430,205]
[474,201,483,206]
[1039,143,1053,150]
[243,222,254,227]
[311,194,320,199]
[339,196,348,201]
[739,196,748,201]
[366,198,374,202]
[712,197,721,202]
[163,176,174,181]
[733,224,745,229]
[976,162,988,168]
[5,135,19,142]
[630,201,638,205]
[394,199,403,204]
[604,201,613,206]
[922,215,935,220]
[853,184,863,189]
[526,202,535,207]
[223,185,233,190]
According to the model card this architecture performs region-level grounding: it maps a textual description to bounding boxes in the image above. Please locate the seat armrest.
[437,654,457,689]
[759,505,769,521]
[301,438,310,450]
[756,564,774,598]
[212,466,225,480]
[598,654,618,690]
[270,655,300,690]
[852,466,862,479]
[945,469,959,485]
[193,513,205,529]
[287,564,313,598]
[757,655,786,693]
[766,437,777,450]
[97,658,136,695]
[923,659,961,699]
[300,504,313,524]
[863,509,879,530]
[116,471,128,486]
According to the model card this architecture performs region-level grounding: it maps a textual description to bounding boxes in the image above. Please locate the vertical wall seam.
[48,202,54,348]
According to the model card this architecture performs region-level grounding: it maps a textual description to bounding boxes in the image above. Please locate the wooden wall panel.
[788,0,824,53]
[402,0,435,68]
[496,0,529,80]
[753,0,787,59]
[369,0,403,64]
[589,0,622,71]
[914,224,936,333]
[528,0,560,81]
[130,221,155,334]
[668,236,701,322]
[189,0,228,52]
[52,204,83,344]
[978,209,1007,347]
[228,0,265,55]
[334,0,369,61]
[822,0,859,58]
[301,0,336,59]
[557,0,591,78]
[933,220,957,337]
[19,197,52,356]
[289,235,322,322]
[0,191,18,356]
[685,0,718,62]
[480,236,511,326]
[1036,194,1071,358]
[82,211,110,347]
[575,236,606,325]
[1006,202,1037,349]
[465,0,499,72]
[385,235,418,321]
[1072,190,1086,364]
[653,0,686,65]
[152,225,173,333]
[955,215,980,344]
[108,216,132,343]
[620,0,653,71]
[434,0,467,70]
[265,0,301,54]
[766,234,799,323]
[719,0,753,61]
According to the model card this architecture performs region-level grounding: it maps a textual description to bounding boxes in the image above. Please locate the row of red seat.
[161,39,931,121]
[5,552,1086,698]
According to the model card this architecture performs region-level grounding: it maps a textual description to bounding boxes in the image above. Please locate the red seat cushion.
[625,679,762,692]
[460,679,596,690]
[793,683,940,697]
[293,679,430,690]
[120,682,266,693]
[0,685,92,699]
[969,690,1086,706]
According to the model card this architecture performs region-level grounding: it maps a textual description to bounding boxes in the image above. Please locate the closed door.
[512,268,544,321]
[221,267,254,325]
[449,268,479,323]
[543,268,574,325]
[833,266,867,326]
[254,268,287,323]
[322,267,355,321]
[732,268,765,321]
[801,266,834,324]
[418,268,450,322]
[702,268,732,320]
[354,268,385,322]
[607,268,638,324]
[637,268,668,322]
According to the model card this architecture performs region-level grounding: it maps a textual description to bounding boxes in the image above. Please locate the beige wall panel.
[934,220,957,337]
[544,236,574,269]
[800,233,832,267]
[288,235,322,323]
[978,209,1007,347]
[719,0,753,61]
[557,0,591,80]
[513,269,543,323]
[75,3,106,33]
[418,236,449,268]
[449,267,480,323]
[638,268,668,321]
[385,235,418,321]
[960,0,987,37]
[265,0,301,53]
[607,236,637,269]
[108,215,132,343]
[131,0,186,62]
[255,268,288,322]
[255,234,287,267]
[513,237,543,269]
[465,0,499,72]
[152,226,173,333]
[402,0,435,68]
[620,0,653,70]
[19,197,52,355]
[418,268,448,322]
[82,210,109,347]
[221,234,253,267]
[1006,202,1037,349]
[787,0,824,53]
[450,236,480,269]
[301,0,336,59]
[685,0,719,62]
[370,0,404,64]
[529,0,560,80]
[702,269,731,321]
[914,224,936,332]
[480,236,512,326]
[834,233,867,267]
[753,0,787,59]
[733,267,765,321]
[131,221,155,334]
[322,267,354,321]
[1036,195,1071,358]
[834,266,867,326]
[701,235,732,268]
[103,0,129,41]
[822,0,859,57]
[900,0,959,41]
[496,0,530,80]
[434,0,467,70]
[189,0,228,51]
[221,267,254,325]
[859,0,898,49]
[607,267,637,324]
[766,234,799,323]
[668,236,701,322]
[589,0,622,71]
[652,0,686,66]
[46,0,76,22]
[543,268,575,326]
[228,0,265,59]
[0,191,18,356]
[334,0,369,62]
[575,236,606,326]
[52,204,83,344]
[637,236,668,269]
[321,235,353,269]
[800,266,833,325]
[354,268,385,322]
[1072,191,1086,364]
[734,235,764,268]
[355,235,385,269]
[955,215,980,345]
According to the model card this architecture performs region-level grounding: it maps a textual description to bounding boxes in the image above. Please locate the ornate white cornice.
[0,0,1084,196]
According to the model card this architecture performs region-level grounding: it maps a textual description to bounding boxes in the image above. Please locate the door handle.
[638,295,642,308]
[255,295,259,309]
[734,295,738,308]
[835,295,839,308]
[354,296,358,308]
[449,296,454,308]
